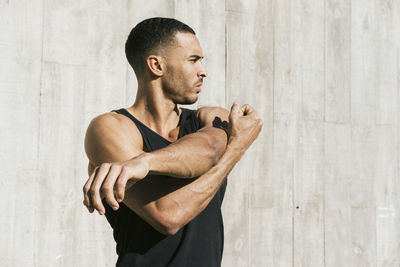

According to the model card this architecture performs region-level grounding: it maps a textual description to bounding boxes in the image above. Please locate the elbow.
[151,209,184,236]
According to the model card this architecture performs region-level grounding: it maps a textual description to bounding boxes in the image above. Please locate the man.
[82,17,262,266]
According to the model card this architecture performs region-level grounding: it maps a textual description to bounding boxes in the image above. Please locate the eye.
[189,56,203,63]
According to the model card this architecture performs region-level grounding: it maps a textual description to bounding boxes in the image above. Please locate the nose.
[198,63,208,78]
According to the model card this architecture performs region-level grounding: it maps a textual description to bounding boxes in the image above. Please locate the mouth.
[195,82,203,93]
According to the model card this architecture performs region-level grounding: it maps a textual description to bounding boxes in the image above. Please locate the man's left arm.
[141,106,229,178]
[84,106,229,208]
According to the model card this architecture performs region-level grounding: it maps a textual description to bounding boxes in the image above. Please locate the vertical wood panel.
[293,121,325,267]
[376,125,400,266]
[350,0,379,265]
[292,0,325,266]
[324,1,352,266]
[349,124,378,264]
[224,7,253,266]
[324,123,352,266]
[43,1,89,65]
[325,0,350,123]
[351,0,376,127]
[271,0,295,265]
[246,1,275,267]
[375,0,397,125]
[351,207,377,267]
[0,0,42,266]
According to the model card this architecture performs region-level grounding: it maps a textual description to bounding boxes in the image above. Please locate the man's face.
[161,32,208,105]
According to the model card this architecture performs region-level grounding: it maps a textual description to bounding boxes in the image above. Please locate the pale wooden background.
[1,0,399,266]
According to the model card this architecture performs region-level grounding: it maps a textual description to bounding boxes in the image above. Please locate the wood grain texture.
[272,10,297,266]
[1,0,399,266]
[375,0,397,125]
[270,4,296,263]
[325,0,350,123]
[375,125,400,266]
[245,1,276,267]
[0,0,42,266]
[223,10,251,267]
[324,123,352,266]
[324,1,353,266]
[292,1,325,266]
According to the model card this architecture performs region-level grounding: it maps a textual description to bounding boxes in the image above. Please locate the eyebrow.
[189,55,204,60]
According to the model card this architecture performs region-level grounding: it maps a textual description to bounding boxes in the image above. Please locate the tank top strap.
[178,108,200,137]
[112,108,200,152]
[112,108,170,152]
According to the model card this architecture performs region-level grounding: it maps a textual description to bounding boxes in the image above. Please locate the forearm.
[124,143,244,235]
[156,144,244,227]
[139,126,228,178]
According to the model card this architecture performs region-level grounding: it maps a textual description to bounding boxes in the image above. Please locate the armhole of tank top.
[110,109,149,152]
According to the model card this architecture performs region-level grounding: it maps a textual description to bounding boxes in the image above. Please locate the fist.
[227,102,263,151]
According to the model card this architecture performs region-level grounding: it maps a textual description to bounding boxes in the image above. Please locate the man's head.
[125,17,195,76]
[125,17,208,104]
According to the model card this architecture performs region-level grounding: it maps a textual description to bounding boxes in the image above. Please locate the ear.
[146,55,165,77]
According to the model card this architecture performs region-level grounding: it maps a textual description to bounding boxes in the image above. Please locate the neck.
[129,79,181,136]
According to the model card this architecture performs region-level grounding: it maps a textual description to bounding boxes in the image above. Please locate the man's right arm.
[123,138,247,235]
[83,103,262,235]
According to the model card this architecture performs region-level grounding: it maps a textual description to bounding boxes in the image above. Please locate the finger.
[90,163,111,215]
[114,167,131,202]
[229,101,240,120]
[240,104,255,116]
[102,165,121,210]
[88,191,95,213]
[83,167,98,213]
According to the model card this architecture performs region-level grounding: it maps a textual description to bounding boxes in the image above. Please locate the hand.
[82,154,150,215]
[227,102,263,151]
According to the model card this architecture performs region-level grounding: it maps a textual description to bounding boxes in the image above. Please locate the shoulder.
[84,111,143,166]
[86,112,138,140]
[196,106,229,128]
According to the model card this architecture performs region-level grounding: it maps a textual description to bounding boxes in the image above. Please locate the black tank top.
[103,108,227,267]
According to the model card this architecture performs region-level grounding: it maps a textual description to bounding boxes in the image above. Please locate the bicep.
[196,106,229,152]
[197,106,229,129]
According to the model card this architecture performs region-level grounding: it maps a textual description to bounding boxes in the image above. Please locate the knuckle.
[121,165,131,173]
[91,166,99,174]
[101,185,112,194]
[89,188,97,195]
[83,185,89,193]
[101,163,111,169]
[111,163,122,170]
[116,179,126,190]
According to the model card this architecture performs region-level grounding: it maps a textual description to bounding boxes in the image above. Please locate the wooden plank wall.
[0,0,399,266]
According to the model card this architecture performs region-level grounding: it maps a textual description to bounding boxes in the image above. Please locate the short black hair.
[125,17,195,75]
